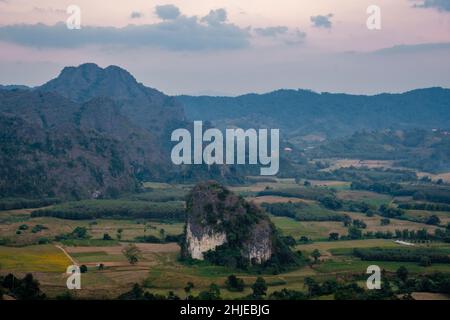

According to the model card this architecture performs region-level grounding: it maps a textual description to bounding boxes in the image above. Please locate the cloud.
[411,0,450,11]
[130,11,143,19]
[33,7,65,14]
[0,8,250,51]
[310,14,333,28]
[284,29,307,45]
[254,26,288,37]
[154,4,180,20]
[201,8,227,25]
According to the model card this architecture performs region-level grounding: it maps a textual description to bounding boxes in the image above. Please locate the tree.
[80,265,88,273]
[396,266,409,282]
[122,244,142,265]
[304,180,311,187]
[103,233,112,240]
[426,215,441,226]
[251,277,267,298]
[343,215,352,227]
[353,219,367,229]
[299,236,310,243]
[329,233,339,241]
[159,228,166,239]
[304,277,320,297]
[198,283,221,300]
[311,249,321,263]
[225,275,245,292]
[118,283,144,300]
[117,228,123,240]
[320,196,343,210]
[380,218,390,226]
[348,226,363,239]
[71,226,88,239]
[419,256,431,267]
[13,274,46,300]
[184,282,194,299]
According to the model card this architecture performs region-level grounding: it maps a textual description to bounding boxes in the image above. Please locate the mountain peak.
[56,63,138,92]
[40,63,145,104]
[38,63,185,134]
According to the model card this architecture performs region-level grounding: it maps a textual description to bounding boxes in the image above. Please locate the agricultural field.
[0,179,449,300]
[336,190,392,207]
[271,216,347,240]
[404,210,450,225]
[0,245,71,272]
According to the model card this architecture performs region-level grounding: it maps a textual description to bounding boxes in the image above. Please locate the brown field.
[411,292,450,300]
[295,239,399,252]
[65,242,179,255]
[0,212,184,245]
[343,212,442,233]
[318,159,396,172]
[247,196,311,205]
[416,171,450,183]
[404,210,450,225]
[337,190,391,202]
[309,180,350,187]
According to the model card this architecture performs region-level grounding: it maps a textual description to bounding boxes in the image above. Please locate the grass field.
[315,258,450,274]
[271,216,347,240]
[343,211,441,233]
[337,190,392,207]
[0,245,71,272]
[295,239,400,252]
[0,210,184,246]
[404,210,450,225]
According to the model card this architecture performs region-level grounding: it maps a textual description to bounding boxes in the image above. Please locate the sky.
[0,0,449,95]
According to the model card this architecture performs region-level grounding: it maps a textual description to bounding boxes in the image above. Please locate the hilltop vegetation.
[179,88,450,139]
[309,129,450,173]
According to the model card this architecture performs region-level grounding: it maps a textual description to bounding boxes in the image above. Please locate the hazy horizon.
[1,0,450,95]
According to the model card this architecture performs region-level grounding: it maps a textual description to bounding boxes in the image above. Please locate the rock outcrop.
[183,181,291,266]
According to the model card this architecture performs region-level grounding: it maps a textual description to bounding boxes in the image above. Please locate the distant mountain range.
[178,88,450,141]
[1,63,449,198]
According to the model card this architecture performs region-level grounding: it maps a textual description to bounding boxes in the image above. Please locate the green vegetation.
[262,202,345,221]
[257,187,334,201]
[31,199,185,221]
[0,197,60,211]
[353,247,450,264]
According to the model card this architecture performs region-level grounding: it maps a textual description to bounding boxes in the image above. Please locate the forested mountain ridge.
[39,63,185,136]
[0,64,187,199]
[178,87,450,138]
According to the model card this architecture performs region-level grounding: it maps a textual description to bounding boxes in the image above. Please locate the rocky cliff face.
[183,181,275,265]
[185,223,227,260]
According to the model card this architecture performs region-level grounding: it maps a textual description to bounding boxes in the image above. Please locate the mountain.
[307,129,450,173]
[0,64,252,199]
[0,90,139,198]
[0,84,31,91]
[182,181,297,269]
[0,64,188,199]
[178,87,450,141]
[39,63,185,136]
